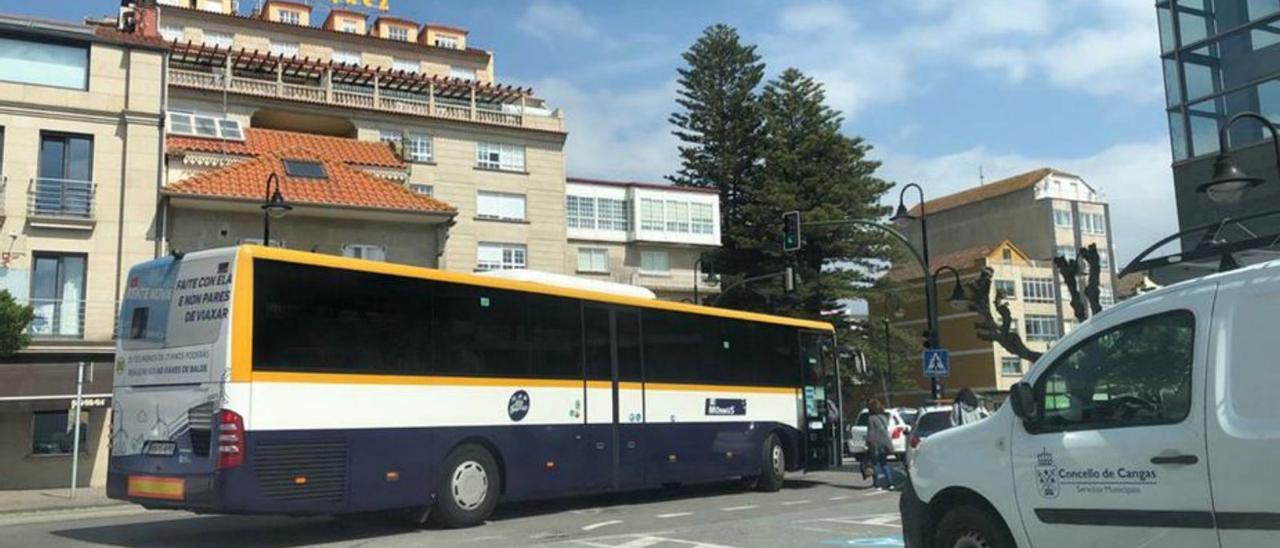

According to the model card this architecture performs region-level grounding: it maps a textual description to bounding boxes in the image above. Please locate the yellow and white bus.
[108,245,838,527]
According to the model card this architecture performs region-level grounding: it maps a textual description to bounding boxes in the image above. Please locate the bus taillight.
[217,409,244,469]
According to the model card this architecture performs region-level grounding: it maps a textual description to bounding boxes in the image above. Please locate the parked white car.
[904,405,991,467]
[847,407,917,461]
[901,260,1280,547]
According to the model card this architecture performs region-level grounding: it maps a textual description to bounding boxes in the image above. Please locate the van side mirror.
[1008,382,1035,422]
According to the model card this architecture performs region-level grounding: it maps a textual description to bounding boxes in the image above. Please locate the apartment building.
[879,241,1075,403]
[0,12,167,488]
[565,177,722,302]
[151,0,568,272]
[900,167,1119,302]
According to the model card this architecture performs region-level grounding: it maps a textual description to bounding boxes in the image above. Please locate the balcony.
[27,178,95,227]
[167,43,564,133]
[26,298,118,341]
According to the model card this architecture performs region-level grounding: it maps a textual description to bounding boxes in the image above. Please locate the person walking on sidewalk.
[864,399,896,490]
[950,387,984,427]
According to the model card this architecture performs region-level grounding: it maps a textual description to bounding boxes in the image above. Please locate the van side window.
[1031,310,1195,434]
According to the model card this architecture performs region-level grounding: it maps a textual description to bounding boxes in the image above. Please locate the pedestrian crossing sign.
[923,348,950,378]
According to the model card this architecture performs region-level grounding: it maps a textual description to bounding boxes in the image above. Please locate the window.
[691,203,714,234]
[435,35,459,49]
[1080,212,1106,235]
[665,201,690,232]
[1024,315,1059,341]
[450,66,476,80]
[475,142,525,171]
[30,253,86,337]
[342,244,385,261]
[167,111,244,141]
[378,130,401,146]
[201,0,224,12]
[640,251,669,274]
[598,198,628,230]
[1022,277,1055,303]
[640,198,664,231]
[577,248,609,273]
[277,9,301,24]
[1002,248,1013,264]
[477,243,526,271]
[0,36,88,90]
[1056,245,1076,261]
[476,191,526,221]
[1099,286,1115,307]
[409,183,433,196]
[36,133,93,218]
[269,41,299,57]
[1001,357,1023,377]
[995,279,1017,300]
[282,159,326,179]
[405,133,432,162]
[392,58,420,73]
[1097,249,1111,272]
[341,19,359,33]
[31,410,87,455]
[1053,208,1073,228]
[566,195,595,229]
[160,25,184,42]
[388,26,409,41]
[642,310,797,386]
[332,50,360,65]
[1032,311,1195,433]
[202,30,232,49]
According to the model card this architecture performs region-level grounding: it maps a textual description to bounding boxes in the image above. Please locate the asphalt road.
[0,470,905,548]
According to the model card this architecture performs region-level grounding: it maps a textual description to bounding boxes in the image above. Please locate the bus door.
[583,305,645,490]
[799,331,837,470]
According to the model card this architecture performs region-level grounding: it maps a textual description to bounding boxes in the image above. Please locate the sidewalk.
[0,487,126,515]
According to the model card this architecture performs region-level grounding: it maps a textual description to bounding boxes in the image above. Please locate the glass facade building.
[1157,0,1280,253]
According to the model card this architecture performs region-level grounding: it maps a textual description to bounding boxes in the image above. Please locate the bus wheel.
[432,444,500,528]
[756,433,785,492]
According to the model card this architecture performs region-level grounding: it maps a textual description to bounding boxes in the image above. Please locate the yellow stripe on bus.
[249,371,796,394]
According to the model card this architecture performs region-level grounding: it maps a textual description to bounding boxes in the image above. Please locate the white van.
[901,260,1280,548]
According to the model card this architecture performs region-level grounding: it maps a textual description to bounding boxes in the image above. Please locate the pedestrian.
[950,387,984,427]
[864,399,896,490]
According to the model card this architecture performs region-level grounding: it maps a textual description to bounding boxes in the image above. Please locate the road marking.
[722,505,758,512]
[829,495,852,501]
[582,519,623,531]
[863,489,892,496]
[574,533,740,548]
[781,500,811,505]
[793,513,903,534]
[657,512,693,518]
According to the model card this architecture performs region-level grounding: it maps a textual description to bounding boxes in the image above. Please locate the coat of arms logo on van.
[1036,448,1060,499]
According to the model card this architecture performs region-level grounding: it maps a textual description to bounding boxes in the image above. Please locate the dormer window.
[283,159,327,179]
[278,10,301,25]
[341,19,358,33]
[435,35,458,49]
[388,26,409,41]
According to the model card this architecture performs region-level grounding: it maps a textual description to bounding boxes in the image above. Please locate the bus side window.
[528,294,583,379]
[433,283,530,378]
[642,310,702,384]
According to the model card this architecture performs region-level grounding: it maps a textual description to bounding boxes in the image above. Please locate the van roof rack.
[1120,208,1280,280]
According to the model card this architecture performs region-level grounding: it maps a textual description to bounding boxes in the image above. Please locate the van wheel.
[755,433,785,492]
[934,504,1013,548]
[431,444,500,528]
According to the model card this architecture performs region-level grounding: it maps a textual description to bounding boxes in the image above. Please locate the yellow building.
[880,241,1083,404]
[0,11,167,489]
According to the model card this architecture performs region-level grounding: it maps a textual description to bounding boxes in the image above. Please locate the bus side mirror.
[1009,382,1035,422]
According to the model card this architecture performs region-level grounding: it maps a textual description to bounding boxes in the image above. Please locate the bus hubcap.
[451,461,488,511]
[771,444,784,475]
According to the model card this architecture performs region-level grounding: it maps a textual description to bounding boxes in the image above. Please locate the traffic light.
[781,211,801,252]
[921,329,934,350]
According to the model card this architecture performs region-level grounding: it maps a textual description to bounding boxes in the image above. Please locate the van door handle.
[1150,454,1198,465]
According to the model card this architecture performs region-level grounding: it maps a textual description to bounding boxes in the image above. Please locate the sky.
[35,1,1174,263]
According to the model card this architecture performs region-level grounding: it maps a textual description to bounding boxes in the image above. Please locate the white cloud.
[873,138,1177,265]
[516,1,601,44]
[778,2,854,33]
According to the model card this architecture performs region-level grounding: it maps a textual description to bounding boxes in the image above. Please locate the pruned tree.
[0,289,34,357]
[963,243,1107,364]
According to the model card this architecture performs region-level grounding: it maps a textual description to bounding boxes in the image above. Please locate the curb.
[0,500,130,516]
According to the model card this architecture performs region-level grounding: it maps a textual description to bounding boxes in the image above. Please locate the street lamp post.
[880,293,903,407]
[1197,111,1280,206]
[692,254,719,305]
[261,173,292,246]
[890,183,944,400]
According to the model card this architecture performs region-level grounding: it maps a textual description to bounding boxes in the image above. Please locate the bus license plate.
[127,475,184,501]
[144,441,177,456]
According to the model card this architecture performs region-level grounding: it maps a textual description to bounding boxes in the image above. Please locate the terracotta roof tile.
[910,167,1078,216]
[164,146,453,214]
[167,128,404,168]
[887,245,998,283]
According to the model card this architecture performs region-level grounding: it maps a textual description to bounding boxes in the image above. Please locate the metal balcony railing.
[26,298,118,340]
[28,178,95,220]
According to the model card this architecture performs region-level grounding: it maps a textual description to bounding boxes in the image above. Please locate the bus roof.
[235,245,835,332]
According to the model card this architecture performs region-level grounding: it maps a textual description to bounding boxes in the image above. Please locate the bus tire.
[933,504,1014,548]
[432,444,500,528]
[756,433,785,492]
